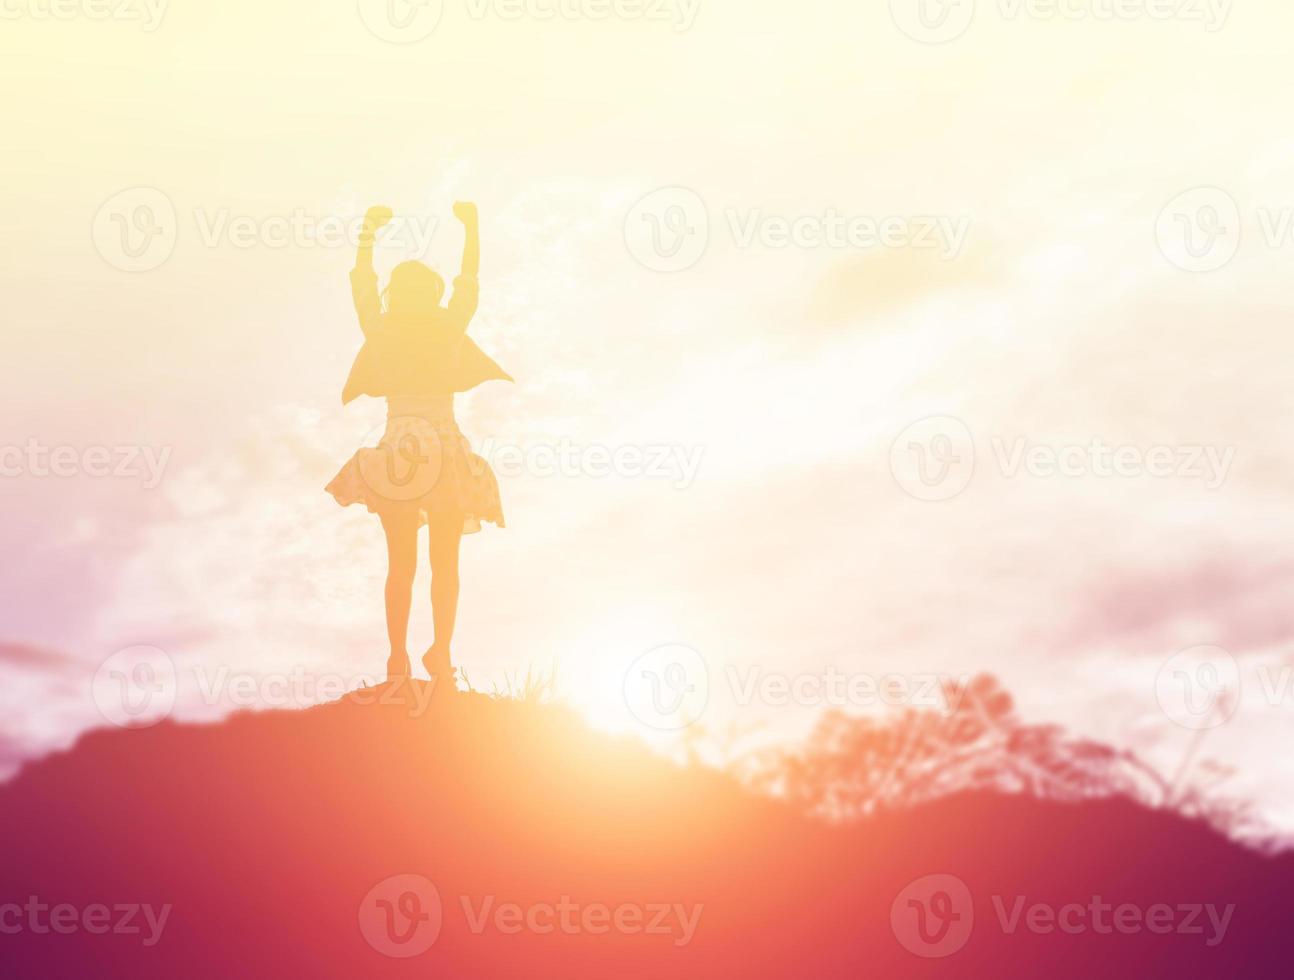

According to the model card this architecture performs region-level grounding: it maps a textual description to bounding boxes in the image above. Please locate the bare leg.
[423,509,464,679]
[379,509,419,679]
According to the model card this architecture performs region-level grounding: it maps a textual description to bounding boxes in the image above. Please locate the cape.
[341,329,512,405]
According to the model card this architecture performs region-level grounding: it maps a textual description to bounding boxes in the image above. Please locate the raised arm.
[352,205,393,336]
[454,201,479,278]
[445,201,481,334]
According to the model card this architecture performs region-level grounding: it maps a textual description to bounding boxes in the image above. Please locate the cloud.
[805,240,1007,329]
[0,642,76,672]
[1053,557,1294,661]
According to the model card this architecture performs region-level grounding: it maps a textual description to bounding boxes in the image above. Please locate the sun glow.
[559,605,689,737]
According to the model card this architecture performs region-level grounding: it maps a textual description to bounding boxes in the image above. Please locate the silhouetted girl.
[326,202,510,685]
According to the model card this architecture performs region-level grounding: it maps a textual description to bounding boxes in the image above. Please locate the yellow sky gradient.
[5,0,1294,831]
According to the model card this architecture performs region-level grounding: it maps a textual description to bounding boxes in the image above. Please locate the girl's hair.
[381,260,445,316]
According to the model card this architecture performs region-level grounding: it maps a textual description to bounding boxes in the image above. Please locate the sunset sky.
[5,1,1294,831]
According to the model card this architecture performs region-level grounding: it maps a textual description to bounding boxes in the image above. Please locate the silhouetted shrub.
[743,674,1277,850]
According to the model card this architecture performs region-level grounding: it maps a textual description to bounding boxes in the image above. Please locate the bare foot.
[421,645,452,682]
[386,652,411,683]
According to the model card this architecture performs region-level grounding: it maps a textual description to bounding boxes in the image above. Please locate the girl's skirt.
[325,394,504,535]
